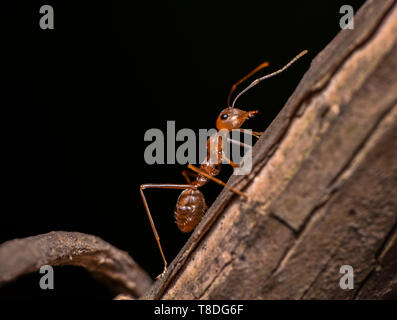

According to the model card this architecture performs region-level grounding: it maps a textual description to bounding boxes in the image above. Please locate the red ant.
[140,50,308,278]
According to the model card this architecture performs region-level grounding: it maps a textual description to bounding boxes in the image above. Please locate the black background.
[3,0,365,299]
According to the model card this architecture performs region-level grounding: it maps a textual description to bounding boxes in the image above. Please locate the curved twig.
[0,231,152,298]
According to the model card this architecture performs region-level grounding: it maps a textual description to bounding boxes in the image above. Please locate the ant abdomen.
[174,189,208,233]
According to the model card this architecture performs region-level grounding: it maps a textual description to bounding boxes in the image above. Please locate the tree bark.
[143,0,397,299]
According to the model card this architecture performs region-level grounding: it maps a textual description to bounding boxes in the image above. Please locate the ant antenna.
[231,50,308,108]
[227,61,270,107]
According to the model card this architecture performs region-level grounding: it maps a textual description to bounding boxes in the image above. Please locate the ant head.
[216,107,259,131]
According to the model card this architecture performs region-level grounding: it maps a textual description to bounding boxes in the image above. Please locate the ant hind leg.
[140,183,196,279]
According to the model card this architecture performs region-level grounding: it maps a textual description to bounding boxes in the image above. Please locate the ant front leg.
[140,183,196,279]
[252,131,263,138]
[238,128,263,139]
[227,136,253,150]
[225,136,254,169]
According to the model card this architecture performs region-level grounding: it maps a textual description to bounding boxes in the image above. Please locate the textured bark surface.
[0,231,152,298]
[143,0,397,299]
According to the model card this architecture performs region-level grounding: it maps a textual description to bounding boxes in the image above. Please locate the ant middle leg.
[222,154,240,168]
[187,164,247,199]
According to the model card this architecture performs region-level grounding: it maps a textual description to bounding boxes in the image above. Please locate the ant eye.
[221,114,228,120]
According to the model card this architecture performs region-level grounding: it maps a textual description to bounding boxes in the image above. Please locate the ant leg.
[237,128,263,139]
[222,154,240,168]
[181,170,197,185]
[227,137,253,149]
[140,183,196,279]
[225,137,254,168]
[252,131,263,138]
[187,164,247,199]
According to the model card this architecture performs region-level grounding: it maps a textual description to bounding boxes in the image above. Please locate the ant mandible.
[140,50,308,278]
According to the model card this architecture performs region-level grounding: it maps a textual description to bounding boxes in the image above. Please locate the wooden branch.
[0,231,152,298]
[143,0,397,299]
